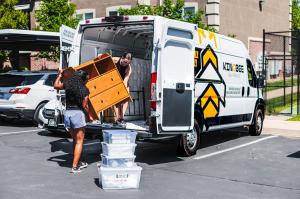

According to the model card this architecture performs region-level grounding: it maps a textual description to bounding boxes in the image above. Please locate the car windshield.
[0,74,43,87]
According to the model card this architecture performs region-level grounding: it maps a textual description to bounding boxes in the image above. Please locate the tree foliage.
[35,0,78,32]
[292,0,300,30]
[118,0,215,32]
[35,0,79,62]
[0,0,29,69]
[0,0,28,29]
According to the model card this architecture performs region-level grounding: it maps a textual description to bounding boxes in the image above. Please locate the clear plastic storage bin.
[98,164,142,189]
[101,142,136,156]
[102,130,137,144]
[101,154,136,168]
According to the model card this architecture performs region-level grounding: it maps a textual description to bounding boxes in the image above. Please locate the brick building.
[15,0,291,72]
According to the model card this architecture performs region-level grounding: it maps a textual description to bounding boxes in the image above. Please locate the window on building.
[76,14,83,20]
[84,12,94,19]
[76,9,95,20]
[183,3,198,20]
[106,5,131,17]
[184,7,196,14]
[109,11,118,16]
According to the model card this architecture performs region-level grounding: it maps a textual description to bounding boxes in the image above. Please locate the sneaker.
[117,119,126,127]
[71,166,82,174]
[78,161,88,169]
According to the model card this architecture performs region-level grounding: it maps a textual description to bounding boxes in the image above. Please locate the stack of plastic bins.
[98,130,142,189]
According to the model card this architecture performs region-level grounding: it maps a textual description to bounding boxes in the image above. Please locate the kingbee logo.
[195,45,226,129]
[223,62,244,73]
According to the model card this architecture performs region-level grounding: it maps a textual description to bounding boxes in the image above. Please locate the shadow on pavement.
[287,151,300,158]
[135,137,184,165]
[48,153,101,168]
[48,138,102,168]
[94,178,101,188]
[46,127,251,167]
[200,127,249,149]
[38,130,70,139]
[0,118,35,127]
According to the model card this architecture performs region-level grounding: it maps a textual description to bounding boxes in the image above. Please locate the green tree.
[0,0,29,70]
[35,0,79,62]
[118,0,215,32]
[292,0,300,30]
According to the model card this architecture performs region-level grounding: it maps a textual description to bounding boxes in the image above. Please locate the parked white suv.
[0,70,57,124]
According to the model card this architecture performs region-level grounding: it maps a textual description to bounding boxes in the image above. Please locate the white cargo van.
[40,16,265,156]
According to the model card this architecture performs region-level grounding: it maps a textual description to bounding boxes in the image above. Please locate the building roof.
[0,29,60,51]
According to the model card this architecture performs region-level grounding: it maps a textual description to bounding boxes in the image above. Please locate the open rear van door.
[60,25,76,69]
[157,20,196,133]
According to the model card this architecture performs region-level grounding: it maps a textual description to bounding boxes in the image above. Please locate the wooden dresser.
[63,54,131,120]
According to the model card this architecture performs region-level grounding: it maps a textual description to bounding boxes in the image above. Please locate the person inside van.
[54,69,93,173]
[113,52,132,125]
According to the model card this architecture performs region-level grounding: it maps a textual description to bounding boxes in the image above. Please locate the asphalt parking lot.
[0,120,299,199]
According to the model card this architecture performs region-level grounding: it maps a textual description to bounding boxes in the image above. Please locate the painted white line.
[0,129,41,136]
[194,135,278,160]
[84,141,101,146]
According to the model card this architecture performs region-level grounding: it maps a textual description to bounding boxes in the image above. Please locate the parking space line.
[0,129,41,136]
[194,135,278,160]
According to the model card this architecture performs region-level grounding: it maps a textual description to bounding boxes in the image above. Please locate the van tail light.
[150,72,157,111]
[9,87,31,94]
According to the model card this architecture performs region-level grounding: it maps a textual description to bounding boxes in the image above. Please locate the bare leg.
[122,101,128,119]
[119,104,123,120]
[114,105,118,121]
[115,104,122,121]
[70,128,85,168]
[121,87,130,120]
[68,129,76,153]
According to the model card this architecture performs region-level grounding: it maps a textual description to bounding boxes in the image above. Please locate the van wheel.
[33,102,47,126]
[177,120,201,157]
[249,109,263,136]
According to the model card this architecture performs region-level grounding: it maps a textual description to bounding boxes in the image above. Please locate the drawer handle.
[101,100,103,103]
[111,78,114,81]
[94,85,96,89]
[117,91,120,95]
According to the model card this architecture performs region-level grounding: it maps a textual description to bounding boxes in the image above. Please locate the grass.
[266,78,299,92]
[287,115,300,121]
[266,93,298,114]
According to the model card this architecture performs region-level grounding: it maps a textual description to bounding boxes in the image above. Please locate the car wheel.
[177,120,202,157]
[33,102,47,126]
[249,109,263,136]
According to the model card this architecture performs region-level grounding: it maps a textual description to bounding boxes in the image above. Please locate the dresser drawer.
[86,69,122,98]
[89,83,131,113]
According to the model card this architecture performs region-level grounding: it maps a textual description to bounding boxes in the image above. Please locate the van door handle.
[247,87,250,97]
[176,83,185,93]
[242,87,245,97]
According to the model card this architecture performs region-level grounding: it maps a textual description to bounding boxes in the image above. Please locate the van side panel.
[194,29,252,131]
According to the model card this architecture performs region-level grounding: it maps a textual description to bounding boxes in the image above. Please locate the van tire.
[177,120,201,157]
[249,109,263,136]
[33,102,47,126]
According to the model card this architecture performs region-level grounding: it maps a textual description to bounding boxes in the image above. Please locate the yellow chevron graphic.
[202,48,217,69]
[198,44,224,121]
[201,85,219,119]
